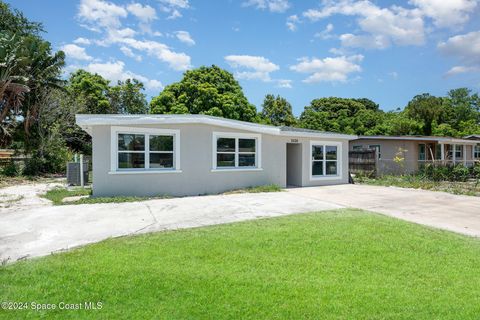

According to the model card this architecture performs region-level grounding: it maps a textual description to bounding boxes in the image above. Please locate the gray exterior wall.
[90,123,349,197]
[350,138,475,175]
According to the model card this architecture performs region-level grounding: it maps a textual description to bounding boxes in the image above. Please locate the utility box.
[67,162,89,186]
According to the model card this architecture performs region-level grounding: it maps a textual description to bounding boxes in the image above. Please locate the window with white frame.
[368,144,381,159]
[112,127,179,172]
[475,145,480,159]
[213,133,260,169]
[311,142,341,178]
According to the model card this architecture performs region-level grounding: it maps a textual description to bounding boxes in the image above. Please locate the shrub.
[1,161,19,177]
[452,164,470,182]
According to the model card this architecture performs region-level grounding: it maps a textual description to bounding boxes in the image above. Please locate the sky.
[7,0,480,115]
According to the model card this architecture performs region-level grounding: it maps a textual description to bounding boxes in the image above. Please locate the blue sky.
[7,0,480,115]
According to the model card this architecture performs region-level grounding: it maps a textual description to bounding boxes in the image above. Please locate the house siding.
[91,123,349,197]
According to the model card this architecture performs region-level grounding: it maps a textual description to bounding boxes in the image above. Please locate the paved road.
[1,184,479,263]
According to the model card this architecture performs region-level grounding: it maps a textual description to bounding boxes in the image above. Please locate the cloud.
[303,0,425,49]
[76,0,192,71]
[277,79,292,88]
[225,55,279,81]
[73,37,91,45]
[120,46,142,61]
[409,0,477,28]
[314,23,334,40]
[243,0,290,13]
[83,60,163,90]
[174,31,195,46]
[389,71,399,79]
[60,44,93,61]
[339,34,390,49]
[159,0,190,19]
[438,30,480,76]
[127,3,157,23]
[290,55,363,83]
[286,15,300,31]
[78,0,127,30]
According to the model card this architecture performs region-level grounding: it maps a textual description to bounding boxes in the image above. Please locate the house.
[76,114,357,197]
[349,136,480,175]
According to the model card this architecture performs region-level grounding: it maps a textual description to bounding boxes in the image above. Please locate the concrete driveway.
[1,184,479,263]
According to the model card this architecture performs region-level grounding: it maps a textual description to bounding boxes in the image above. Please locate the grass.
[43,184,283,205]
[1,209,480,319]
[357,174,480,196]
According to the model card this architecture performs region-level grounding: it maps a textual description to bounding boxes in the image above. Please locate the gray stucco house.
[76,114,357,197]
[350,135,480,175]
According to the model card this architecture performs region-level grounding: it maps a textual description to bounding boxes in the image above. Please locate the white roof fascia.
[75,114,358,140]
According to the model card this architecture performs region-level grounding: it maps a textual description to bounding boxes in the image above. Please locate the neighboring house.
[76,114,357,197]
[350,136,479,175]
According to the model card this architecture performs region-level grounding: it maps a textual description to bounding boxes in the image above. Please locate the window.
[418,144,426,161]
[352,145,363,150]
[474,145,480,159]
[455,145,463,158]
[111,127,180,173]
[213,133,261,170]
[368,144,381,159]
[310,141,342,179]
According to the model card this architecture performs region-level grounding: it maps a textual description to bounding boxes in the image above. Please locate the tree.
[443,88,480,129]
[68,70,111,114]
[0,1,43,37]
[109,79,148,114]
[260,94,296,126]
[150,65,257,122]
[405,93,445,136]
[298,97,383,134]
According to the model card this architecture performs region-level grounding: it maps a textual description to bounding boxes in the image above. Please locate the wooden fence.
[349,149,377,176]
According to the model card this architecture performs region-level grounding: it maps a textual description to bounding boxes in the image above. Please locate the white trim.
[212,131,262,171]
[309,140,343,181]
[210,168,263,173]
[110,126,180,173]
[108,170,182,175]
[77,114,357,140]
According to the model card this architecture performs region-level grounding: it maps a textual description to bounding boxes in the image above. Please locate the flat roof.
[76,114,358,140]
[355,135,478,145]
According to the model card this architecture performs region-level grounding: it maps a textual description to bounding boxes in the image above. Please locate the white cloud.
[61,44,93,61]
[286,15,300,31]
[78,0,127,30]
[174,31,195,46]
[438,30,480,76]
[127,3,157,23]
[303,0,425,48]
[159,0,190,19]
[120,46,142,61]
[339,34,390,49]
[389,71,399,79]
[73,37,91,45]
[314,23,334,40]
[277,79,292,88]
[290,55,363,83]
[83,60,163,90]
[409,0,477,28]
[243,0,290,13]
[225,55,279,81]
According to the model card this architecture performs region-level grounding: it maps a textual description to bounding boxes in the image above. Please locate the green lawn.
[1,209,480,319]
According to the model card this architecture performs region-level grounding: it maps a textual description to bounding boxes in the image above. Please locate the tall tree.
[260,94,296,126]
[405,93,445,136]
[150,65,257,122]
[68,70,111,114]
[109,79,148,114]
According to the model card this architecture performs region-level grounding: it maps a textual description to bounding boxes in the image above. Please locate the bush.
[1,161,19,177]
[452,164,470,182]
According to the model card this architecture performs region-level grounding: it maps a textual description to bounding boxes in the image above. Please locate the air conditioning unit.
[67,162,89,186]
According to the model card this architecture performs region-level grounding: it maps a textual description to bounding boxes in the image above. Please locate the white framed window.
[369,144,381,159]
[310,141,342,180]
[352,145,363,150]
[212,132,262,171]
[474,145,480,159]
[110,126,181,174]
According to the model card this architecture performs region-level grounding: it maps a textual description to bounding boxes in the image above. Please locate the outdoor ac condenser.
[66,162,89,186]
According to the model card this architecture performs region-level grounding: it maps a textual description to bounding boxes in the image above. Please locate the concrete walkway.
[1,184,479,263]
